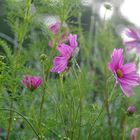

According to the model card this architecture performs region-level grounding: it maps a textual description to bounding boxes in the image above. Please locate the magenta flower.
[108,48,140,97]
[121,28,140,52]
[51,34,78,73]
[21,75,42,91]
[130,128,140,140]
[48,22,61,35]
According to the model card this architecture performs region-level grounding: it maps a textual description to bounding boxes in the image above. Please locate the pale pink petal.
[124,40,140,50]
[120,84,134,97]
[121,28,140,53]
[130,128,140,140]
[123,28,139,39]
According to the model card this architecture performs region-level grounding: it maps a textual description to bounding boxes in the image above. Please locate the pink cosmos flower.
[21,75,42,91]
[51,34,78,73]
[121,28,140,52]
[130,128,140,140]
[48,22,61,35]
[108,48,140,97]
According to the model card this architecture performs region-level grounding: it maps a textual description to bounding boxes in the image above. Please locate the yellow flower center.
[116,69,123,78]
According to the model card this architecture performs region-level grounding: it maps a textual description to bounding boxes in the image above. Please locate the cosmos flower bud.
[104,3,112,10]
[40,54,47,63]
[127,106,136,115]
[21,75,42,91]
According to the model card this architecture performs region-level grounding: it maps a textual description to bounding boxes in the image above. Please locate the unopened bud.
[127,106,136,115]
[104,3,112,10]
[40,54,47,63]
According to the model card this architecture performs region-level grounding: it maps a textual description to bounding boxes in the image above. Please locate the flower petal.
[118,75,139,86]
[57,44,73,59]
[124,40,140,51]
[108,48,124,72]
[68,34,78,49]
[51,56,68,73]
[121,63,137,74]
[130,128,140,140]
[48,22,61,34]
[120,84,134,97]
[21,75,42,90]
[122,28,139,40]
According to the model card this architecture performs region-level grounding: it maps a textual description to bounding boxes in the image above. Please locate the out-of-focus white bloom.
[99,2,114,20]
[120,0,140,27]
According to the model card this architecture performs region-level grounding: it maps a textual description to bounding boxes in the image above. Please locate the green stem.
[87,81,115,139]
[6,100,14,140]
[87,108,104,140]
[51,94,67,135]
[74,59,81,73]
[108,83,116,102]
[104,82,116,140]
[5,1,32,139]
[38,64,47,139]
[38,92,45,140]
[103,9,107,22]
[70,95,75,140]
[0,108,39,138]
[72,67,82,140]
[121,114,126,140]
[59,73,68,136]
[60,74,65,96]
[6,41,23,139]
[105,99,114,140]
[6,42,23,139]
